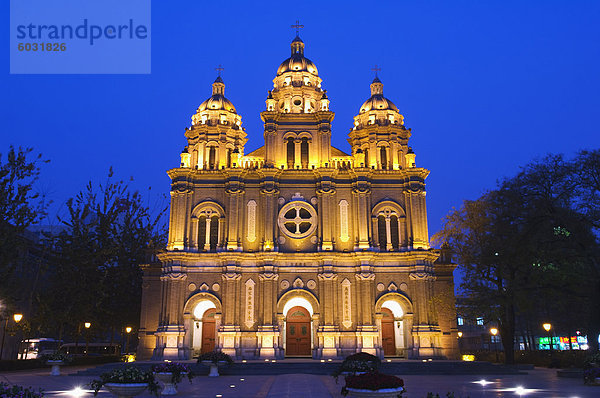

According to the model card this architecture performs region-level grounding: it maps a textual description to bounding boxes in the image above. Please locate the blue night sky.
[1,0,599,239]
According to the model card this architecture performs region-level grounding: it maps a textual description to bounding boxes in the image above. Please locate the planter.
[154,372,179,395]
[46,360,64,376]
[345,386,405,398]
[201,360,228,377]
[104,383,148,398]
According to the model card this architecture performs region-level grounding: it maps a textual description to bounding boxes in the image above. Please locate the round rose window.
[277,201,317,239]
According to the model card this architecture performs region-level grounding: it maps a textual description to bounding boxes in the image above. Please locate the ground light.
[499,386,540,395]
[472,380,494,386]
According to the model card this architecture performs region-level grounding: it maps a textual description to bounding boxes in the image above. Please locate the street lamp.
[12,314,24,359]
[543,323,552,353]
[125,327,132,354]
[84,322,91,356]
[13,314,23,323]
[457,331,463,354]
[490,328,499,362]
[0,313,22,360]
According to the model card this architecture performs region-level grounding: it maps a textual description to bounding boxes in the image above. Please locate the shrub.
[197,351,233,364]
[151,362,194,385]
[332,352,381,380]
[89,365,159,396]
[0,383,43,398]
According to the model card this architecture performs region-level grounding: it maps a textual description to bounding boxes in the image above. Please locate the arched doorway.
[191,300,217,356]
[285,306,311,356]
[381,307,396,356]
[201,308,216,353]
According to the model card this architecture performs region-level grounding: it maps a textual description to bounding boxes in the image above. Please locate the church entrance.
[285,306,311,356]
[381,308,396,356]
[201,308,216,353]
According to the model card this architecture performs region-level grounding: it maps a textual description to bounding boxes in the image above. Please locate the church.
[138,30,459,360]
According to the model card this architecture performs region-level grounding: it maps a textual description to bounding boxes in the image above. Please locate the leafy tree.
[0,146,48,303]
[434,154,599,363]
[38,169,167,344]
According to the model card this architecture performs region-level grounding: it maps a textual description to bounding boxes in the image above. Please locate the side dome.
[276,36,319,76]
[359,76,399,113]
[198,76,237,114]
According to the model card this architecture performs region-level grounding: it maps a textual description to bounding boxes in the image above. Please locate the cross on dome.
[371,65,382,77]
[291,20,304,36]
[215,64,225,77]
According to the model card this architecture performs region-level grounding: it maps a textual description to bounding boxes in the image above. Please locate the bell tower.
[348,72,413,170]
[183,72,247,170]
[261,33,335,169]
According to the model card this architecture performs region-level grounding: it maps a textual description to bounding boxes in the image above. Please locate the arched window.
[378,215,387,249]
[372,202,405,251]
[209,215,219,251]
[208,147,216,169]
[300,138,309,168]
[287,138,295,169]
[390,215,399,250]
[192,202,225,252]
[380,147,387,170]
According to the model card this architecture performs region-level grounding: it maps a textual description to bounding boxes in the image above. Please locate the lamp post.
[457,331,463,354]
[490,328,499,363]
[84,322,91,356]
[543,323,552,354]
[125,327,132,354]
[13,314,24,359]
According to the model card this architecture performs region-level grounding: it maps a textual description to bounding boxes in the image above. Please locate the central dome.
[276,36,319,76]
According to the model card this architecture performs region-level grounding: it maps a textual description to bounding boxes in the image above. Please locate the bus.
[18,338,62,359]
[60,342,121,356]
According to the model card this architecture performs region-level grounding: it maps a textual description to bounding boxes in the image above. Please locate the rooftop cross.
[215,64,225,77]
[371,65,382,77]
[291,20,304,36]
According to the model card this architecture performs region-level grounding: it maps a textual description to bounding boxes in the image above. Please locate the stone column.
[352,172,371,250]
[220,271,241,357]
[257,266,280,358]
[154,272,187,360]
[259,170,280,251]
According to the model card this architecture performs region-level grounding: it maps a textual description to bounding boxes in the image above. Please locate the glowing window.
[277,201,317,239]
[476,317,484,326]
[457,317,464,326]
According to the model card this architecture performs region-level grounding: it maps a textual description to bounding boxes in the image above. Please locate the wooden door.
[381,308,396,356]
[201,308,216,353]
[286,306,311,356]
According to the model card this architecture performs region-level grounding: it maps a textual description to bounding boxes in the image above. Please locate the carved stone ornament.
[293,277,304,288]
[388,282,398,292]
[161,272,187,281]
[310,236,318,244]
[376,283,385,292]
[199,283,209,291]
[188,282,197,292]
[409,272,435,281]
[310,197,318,205]
[212,283,221,292]
[259,272,279,281]
[280,280,290,289]
[399,282,408,292]
[222,272,242,281]
[318,272,337,281]
[306,280,316,289]
[278,197,285,205]
[355,272,376,281]
[278,236,286,244]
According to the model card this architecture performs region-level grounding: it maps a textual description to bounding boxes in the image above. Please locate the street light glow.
[126,326,132,333]
[490,328,498,336]
[542,323,551,332]
[13,314,23,323]
[457,331,463,338]
[84,322,91,329]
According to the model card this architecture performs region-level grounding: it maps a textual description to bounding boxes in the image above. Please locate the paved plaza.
[0,364,598,397]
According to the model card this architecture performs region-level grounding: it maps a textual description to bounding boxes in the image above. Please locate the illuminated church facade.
[138,33,459,360]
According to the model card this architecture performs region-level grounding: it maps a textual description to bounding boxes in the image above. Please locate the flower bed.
[89,365,159,396]
[0,382,43,398]
[151,362,194,385]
